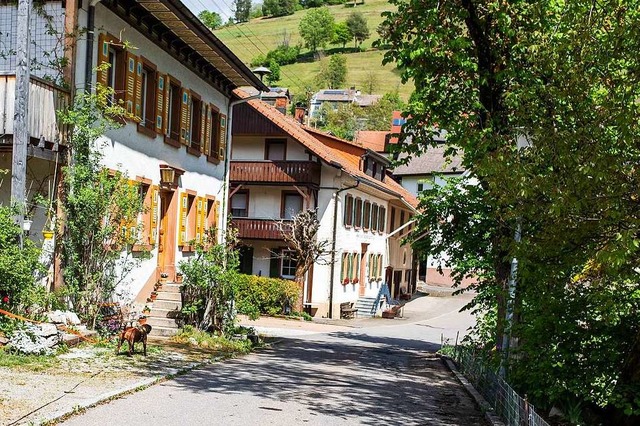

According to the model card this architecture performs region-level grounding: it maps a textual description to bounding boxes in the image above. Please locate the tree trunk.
[294,266,306,313]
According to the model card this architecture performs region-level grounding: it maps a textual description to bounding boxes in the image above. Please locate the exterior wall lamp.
[159,164,184,190]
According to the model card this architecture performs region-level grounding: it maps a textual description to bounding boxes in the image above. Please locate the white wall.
[232,136,308,161]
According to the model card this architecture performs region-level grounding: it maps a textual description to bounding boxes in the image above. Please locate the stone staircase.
[354,297,378,318]
[147,282,182,337]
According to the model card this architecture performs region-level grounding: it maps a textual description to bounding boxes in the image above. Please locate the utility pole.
[12,0,32,248]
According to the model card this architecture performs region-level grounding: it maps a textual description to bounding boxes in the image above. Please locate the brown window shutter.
[155,74,165,134]
[203,105,211,155]
[218,113,227,160]
[124,51,137,116]
[180,88,191,145]
[199,103,207,152]
[134,58,143,120]
[97,33,109,88]
[163,75,172,136]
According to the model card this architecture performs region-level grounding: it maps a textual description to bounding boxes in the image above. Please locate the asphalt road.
[60,294,487,425]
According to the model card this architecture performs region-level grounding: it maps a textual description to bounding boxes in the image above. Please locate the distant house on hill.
[309,89,382,119]
[242,86,291,114]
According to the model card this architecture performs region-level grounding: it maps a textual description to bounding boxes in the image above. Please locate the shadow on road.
[166,332,486,425]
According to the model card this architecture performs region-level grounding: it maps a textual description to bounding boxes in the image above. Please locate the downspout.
[221,94,260,243]
[84,5,95,92]
[327,178,359,318]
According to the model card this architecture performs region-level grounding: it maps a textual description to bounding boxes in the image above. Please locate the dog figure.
[116,324,152,356]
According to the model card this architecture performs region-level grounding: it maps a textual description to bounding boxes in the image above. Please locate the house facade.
[1,0,266,307]
[230,97,417,318]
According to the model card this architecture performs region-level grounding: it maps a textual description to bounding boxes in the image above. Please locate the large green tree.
[381,0,640,422]
[233,0,252,22]
[299,7,335,54]
[198,10,223,30]
[262,0,297,18]
[318,54,347,89]
[345,11,369,48]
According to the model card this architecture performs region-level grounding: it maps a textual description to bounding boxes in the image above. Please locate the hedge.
[234,274,299,319]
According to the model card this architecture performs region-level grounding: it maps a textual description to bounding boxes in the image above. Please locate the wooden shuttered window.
[218,113,226,160]
[155,74,166,134]
[149,185,159,245]
[194,196,208,244]
[97,33,110,88]
[203,105,211,155]
[179,89,191,145]
[199,102,207,153]
[178,192,188,246]
[134,58,143,120]
[124,52,137,116]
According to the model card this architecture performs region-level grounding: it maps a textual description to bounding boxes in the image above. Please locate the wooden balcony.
[0,74,70,147]
[230,161,321,185]
[232,218,291,240]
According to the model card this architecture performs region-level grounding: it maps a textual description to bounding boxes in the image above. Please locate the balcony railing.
[0,74,70,146]
[230,161,321,185]
[232,218,291,240]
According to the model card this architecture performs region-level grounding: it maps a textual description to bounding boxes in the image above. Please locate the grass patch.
[169,326,253,354]
[0,346,62,371]
[214,0,412,99]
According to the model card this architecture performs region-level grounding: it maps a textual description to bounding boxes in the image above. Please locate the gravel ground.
[0,339,228,426]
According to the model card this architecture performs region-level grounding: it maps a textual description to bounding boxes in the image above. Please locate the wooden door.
[157,190,178,279]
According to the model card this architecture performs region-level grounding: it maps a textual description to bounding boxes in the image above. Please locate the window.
[417,182,424,192]
[363,201,371,230]
[371,204,378,232]
[265,139,286,160]
[107,47,118,105]
[344,194,354,227]
[178,192,196,246]
[139,59,157,131]
[167,79,181,142]
[368,253,383,280]
[379,207,386,233]
[281,250,297,279]
[390,207,396,232]
[190,93,203,150]
[400,210,406,227]
[207,106,222,159]
[282,192,303,219]
[355,198,363,228]
[231,191,248,217]
[340,252,360,284]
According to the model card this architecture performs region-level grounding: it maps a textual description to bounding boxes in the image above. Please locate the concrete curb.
[441,356,505,426]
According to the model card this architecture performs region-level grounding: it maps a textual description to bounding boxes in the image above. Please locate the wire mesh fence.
[450,346,550,426]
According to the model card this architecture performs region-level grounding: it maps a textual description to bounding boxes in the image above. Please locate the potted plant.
[138,315,147,325]
[175,272,184,283]
[149,291,158,301]
[142,305,151,315]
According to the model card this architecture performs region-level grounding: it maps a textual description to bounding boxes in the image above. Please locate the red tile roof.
[236,90,418,209]
[354,130,388,152]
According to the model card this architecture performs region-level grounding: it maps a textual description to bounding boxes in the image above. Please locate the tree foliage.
[262,0,297,18]
[318,54,347,89]
[233,0,252,23]
[332,21,352,49]
[381,0,640,421]
[345,11,369,47]
[198,10,223,30]
[299,7,335,53]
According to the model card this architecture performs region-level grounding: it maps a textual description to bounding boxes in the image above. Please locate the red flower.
[2,296,8,304]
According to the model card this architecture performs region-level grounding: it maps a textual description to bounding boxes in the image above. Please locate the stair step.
[156,292,181,302]
[152,299,182,310]
[155,283,182,293]
[149,325,180,337]
[146,316,180,328]
[149,307,181,318]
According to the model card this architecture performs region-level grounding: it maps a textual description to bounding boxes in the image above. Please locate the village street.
[60,293,487,425]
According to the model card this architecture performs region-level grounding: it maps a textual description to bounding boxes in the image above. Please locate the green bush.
[235,274,299,319]
[0,206,45,315]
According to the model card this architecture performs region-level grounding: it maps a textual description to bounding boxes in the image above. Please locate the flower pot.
[42,230,54,240]
[138,317,147,325]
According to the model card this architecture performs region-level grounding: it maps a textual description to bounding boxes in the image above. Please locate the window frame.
[165,76,182,146]
[344,194,354,227]
[137,56,157,136]
[371,203,378,232]
[379,207,386,233]
[363,201,371,230]
[230,190,249,218]
[280,250,297,279]
[354,198,363,228]
[207,105,221,163]
[189,91,203,155]
[265,138,287,161]
[281,191,303,219]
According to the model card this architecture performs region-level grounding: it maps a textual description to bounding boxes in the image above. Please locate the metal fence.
[450,347,550,426]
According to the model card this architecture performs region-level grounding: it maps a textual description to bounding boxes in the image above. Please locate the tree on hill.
[332,22,352,49]
[299,7,335,54]
[233,0,252,22]
[318,54,347,89]
[346,11,369,48]
[262,0,297,17]
[382,0,640,422]
[198,10,223,30]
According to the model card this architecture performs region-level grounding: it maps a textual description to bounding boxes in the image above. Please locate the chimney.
[294,107,306,124]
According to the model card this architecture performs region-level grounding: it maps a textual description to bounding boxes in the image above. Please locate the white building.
[308,89,382,120]
[0,0,266,315]
[230,96,418,318]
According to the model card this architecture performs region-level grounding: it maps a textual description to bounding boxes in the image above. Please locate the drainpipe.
[327,178,359,318]
[221,94,260,243]
[84,5,95,92]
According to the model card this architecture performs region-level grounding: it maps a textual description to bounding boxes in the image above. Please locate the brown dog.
[116,324,152,356]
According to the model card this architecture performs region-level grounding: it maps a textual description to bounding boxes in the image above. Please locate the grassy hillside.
[214,0,413,100]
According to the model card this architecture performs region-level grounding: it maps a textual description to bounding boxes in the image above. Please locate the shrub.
[0,206,45,315]
[234,274,299,319]
[266,44,301,66]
